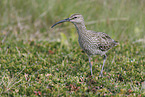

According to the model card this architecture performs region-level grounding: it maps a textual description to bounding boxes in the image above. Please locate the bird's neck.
[73,22,87,36]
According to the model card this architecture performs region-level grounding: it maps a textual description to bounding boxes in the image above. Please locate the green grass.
[0,0,145,96]
[0,40,145,96]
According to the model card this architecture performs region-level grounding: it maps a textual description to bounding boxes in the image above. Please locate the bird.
[51,13,119,77]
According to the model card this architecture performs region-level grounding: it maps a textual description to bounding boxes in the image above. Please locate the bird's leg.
[88,55,93,75]
[100,54,107,77]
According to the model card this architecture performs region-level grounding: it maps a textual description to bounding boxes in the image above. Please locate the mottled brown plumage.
[51,13,118,76]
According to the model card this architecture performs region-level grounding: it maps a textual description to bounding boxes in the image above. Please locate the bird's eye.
[73,17,77,19]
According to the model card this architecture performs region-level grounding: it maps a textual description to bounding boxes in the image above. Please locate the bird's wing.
[90,31,117,51]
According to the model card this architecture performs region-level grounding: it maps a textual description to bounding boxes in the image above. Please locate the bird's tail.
[114,41,119,46]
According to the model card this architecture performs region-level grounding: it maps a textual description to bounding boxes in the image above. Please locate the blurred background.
[0,0,145,43]
[0,1,145,96]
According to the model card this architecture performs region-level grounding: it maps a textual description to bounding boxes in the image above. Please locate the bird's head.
[69,13,84,23]
[51,13,84,28]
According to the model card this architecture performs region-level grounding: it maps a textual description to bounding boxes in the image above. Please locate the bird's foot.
[99,73,103,77]
[88,74,94,78]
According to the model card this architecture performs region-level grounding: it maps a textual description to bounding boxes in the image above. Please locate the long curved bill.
[51,18,70,28]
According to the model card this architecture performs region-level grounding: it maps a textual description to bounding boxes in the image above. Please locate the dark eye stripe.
[72,17,77,19]
[70,17,77,20]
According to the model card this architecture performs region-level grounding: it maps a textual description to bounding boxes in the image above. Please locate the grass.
[0,0,145,96]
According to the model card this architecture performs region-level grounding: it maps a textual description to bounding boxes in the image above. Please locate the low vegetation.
[0,0,145,96]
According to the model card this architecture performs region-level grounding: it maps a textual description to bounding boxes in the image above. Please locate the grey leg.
[100,54,107,77]
[88,55,93,75]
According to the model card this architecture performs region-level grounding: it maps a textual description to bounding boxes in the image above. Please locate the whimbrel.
[51,14,118,76]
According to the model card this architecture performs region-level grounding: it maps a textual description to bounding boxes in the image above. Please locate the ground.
[0,0,145,96]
